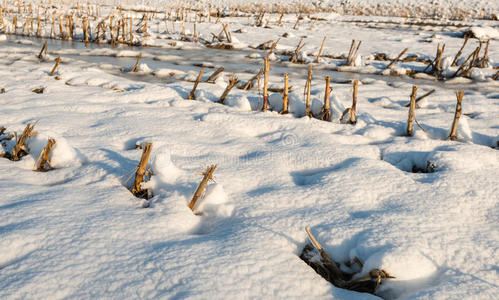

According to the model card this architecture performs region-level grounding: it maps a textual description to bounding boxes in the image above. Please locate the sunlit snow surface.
[0,1,498,299]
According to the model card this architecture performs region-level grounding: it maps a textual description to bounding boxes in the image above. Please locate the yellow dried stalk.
[321,75,331,121]
[349,79,359,124]
[346,39,356,64]
[305,65,312,117]
[280,73,289,114]
[131,142,152,197]
[242,69,263,90]
[404,89,435,108]
[189,69,204,100]
[305,227,345,282]
[206,67,224,83]
[12,123,37,161]
[262,55,269,111]
[386,48,408,69]
[449,91,464,141]
[38,41,47,59]
[34,138,55,171]
[49,57,62,76]
[315,36,326,63]
[218,76,240,104]
[131,52,142,72]
[293,14,300,29]
[188,165,217,211]
[406,85,418,136]
[83,18,89,42]
[348,40,362,66]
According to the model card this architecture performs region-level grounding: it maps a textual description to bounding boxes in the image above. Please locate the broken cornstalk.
[131,52,142,72]
[305,227,345,284]
[188,164,217,211]
[451,36,468,66]
[49,57,61,76]
[218,76,239,104]
[34,138,55,171]
[188,69,204,100]
[262,55,269,111]
[406,85,418,136]
[385,48,408,69]
[279,73,289,114]
[242,69,263,90]
[321,76,331,121]
[305,65,312,117]
[347,79,359,124]
[293,14,301,29]
[346,40,362,66]
[301,227,395,294]
[315,36,326,63]
[38,41,47,59]
[290,38,305,63]
[11,122,37,161]
[404,88,435,108]
[131,142,152,198]
[480,40,489,68]
[449,91,464,141]
[206,67,224,83]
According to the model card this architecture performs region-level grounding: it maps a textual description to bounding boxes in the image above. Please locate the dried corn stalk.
[131,142,152,198]
[449,91,464,141]
[131,52,142,72]
[34,138,55,171]
[188,69,204,100]
[218,76,239,104]
[188,164,217,211]
[12,122,37,161]
[49,57,61,76]
[407,85,418,136]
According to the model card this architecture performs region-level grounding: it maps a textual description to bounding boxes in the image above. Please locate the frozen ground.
[0,0,498,299]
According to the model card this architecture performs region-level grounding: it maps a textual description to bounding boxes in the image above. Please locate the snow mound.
[26,134,86,169]
[194,183,233,218]
[225,95,252,111]
[115,50,140,57]
[362,248,437,281]
[151,148,181,184]
[466,26,499,40]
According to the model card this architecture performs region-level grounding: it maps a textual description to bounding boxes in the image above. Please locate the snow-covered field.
[0,0,498,299]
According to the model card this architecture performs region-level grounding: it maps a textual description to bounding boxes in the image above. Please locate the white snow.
[0,0,498,299]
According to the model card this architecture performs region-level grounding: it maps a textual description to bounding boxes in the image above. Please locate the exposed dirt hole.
[412,161,436,173]
[300,243,393,297]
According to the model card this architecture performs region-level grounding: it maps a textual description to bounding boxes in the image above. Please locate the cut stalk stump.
[206,67,224,83]
[188,164,217,213]
[49,57,61,76]
[131,52,142,72]
[340,79,358,124]
[188,69,204,100]
[304,65,313,117]
[279,73,289,114]
[406,85,418,136]
[242,69,263,90]
[262,55,270,111]
[385,48,408,70]
[404,89,435,108]
[449,91,464,141]
[38,41,47,59]
[11,122,37,161]
[131,142,152,199]
[219,76,239,104]
[321,76,332,121]
[34,138,55,171]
